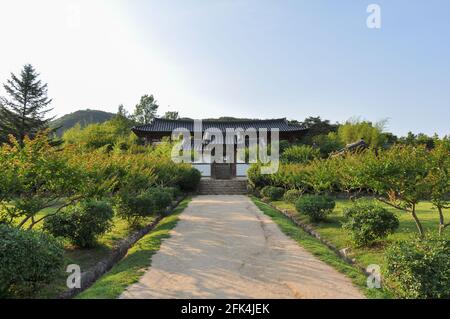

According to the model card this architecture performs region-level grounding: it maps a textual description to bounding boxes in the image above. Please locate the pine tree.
[0,64,53,142]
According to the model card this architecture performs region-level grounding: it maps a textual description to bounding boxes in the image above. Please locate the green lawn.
[271,199,450,271]
[251,197,390,298]
[76,197,191,299]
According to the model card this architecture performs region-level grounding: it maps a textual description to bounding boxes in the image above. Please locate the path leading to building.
[120,195,364,299]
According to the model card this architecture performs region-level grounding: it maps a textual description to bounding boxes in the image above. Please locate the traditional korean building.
[132,118,307,179]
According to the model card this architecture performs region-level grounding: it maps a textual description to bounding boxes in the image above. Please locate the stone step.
[198,179,248,195]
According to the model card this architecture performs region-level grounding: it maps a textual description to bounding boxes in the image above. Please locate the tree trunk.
[411,204,424,238]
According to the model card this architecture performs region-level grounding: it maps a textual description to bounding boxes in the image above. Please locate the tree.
[0,64,53,142]
[296,116,339,146]
[337,119,388,149]
[163,111,179,120]
[117,104,129,118]
[0,131,84,229]
[132,94,159,124]
[426,140,450,235]
[361,145,430,237]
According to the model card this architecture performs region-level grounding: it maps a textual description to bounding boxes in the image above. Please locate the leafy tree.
[311,132,344,157]
[337,119,388,148]
[295,116,339,147]
[398,131,437,149]
[0,64,53,142]
[304,159,339,194]
[163,111,179,120]
[426,140,450,235]
[298,116,338,135]
[0,131,85,229]
[63,117,136,150]
[361,145,430,237]
[132,94,159,124]
[117,104,129,118]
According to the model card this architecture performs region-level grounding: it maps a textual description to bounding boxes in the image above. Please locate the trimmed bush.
[342,201,399,246]
[178,167,201,192]
[283,189,303,203]
[261,186,285,201]
[115,187,174,226]
[295,195,335,222]
[43,200,114,248]
[385,237,450,299]
[0,224,64,297]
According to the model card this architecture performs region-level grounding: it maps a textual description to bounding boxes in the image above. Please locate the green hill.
[51,109,115,136]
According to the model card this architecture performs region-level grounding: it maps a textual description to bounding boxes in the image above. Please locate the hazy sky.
[0,0,449,136]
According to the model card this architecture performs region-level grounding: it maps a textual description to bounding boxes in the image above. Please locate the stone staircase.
[198,178,248,195]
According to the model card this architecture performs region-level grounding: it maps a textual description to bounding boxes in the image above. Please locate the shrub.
[247,164,271,190]
[385,237,450,299]
[178,167,201,192]
[295,195,335,222]
[342,201,399,246]
[43,200,114,248]
[0,224,64,297]
[261,186,285,201]
[283,189,303,203]
[281,145,320,164]
[163,186,182,199]
[115,187,173,226]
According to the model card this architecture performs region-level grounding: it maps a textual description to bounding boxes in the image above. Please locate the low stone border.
[58,196,186,299]
[259,198,370,276]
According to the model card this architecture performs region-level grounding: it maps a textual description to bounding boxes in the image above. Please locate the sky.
[0,0,449,136]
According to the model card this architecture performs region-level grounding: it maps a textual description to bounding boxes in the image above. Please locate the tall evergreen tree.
[0,64,53,142]
[132,94,159,124]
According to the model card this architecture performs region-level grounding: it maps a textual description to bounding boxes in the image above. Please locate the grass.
[76,197,191,299]
[251,197,391,299]
[271,199,450,268]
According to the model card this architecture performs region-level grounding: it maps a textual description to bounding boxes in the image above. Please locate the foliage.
[398,132,437,149]
[247,164,272,190]
[296,116,339,143]
[0,224,64,298]
[261,186,285,201]
[385,237,450,299]
[283,189,304,204]
[281,145,320,164]
[303,159,339,194]
[163,111,179,120]
[337,119,388,149]
[360,145,430,237]
[115,187,173,226]
[0,64,53,143]
[295,195,335,222]
[43,200,114,248]
[342,201,399,246]
[132,94,159,124]
[0,132,85,229]
[177,166,201,192]
[50,109,115,136]
[62,116,137,150]
[425,140,450,235]
[311,132,344,157]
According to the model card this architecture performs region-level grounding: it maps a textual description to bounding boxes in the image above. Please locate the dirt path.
[120,195,364,299]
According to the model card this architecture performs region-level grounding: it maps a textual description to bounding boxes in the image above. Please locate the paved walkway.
[120,195,364,299]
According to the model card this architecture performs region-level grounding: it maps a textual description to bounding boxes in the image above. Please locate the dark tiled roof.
[132,118,305,133]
